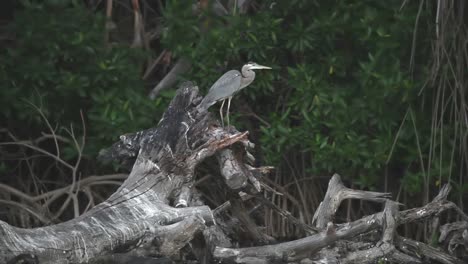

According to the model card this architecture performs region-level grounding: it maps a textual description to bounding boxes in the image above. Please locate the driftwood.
[1,83,467,263]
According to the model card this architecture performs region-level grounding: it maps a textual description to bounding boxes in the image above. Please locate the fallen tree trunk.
[0,82,253,263]
[213,177,468,263]
[0,83,467,263]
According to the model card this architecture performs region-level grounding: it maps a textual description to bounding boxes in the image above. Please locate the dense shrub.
[161,0,441,192]
[0,0,465,227]
[0,1,163,157]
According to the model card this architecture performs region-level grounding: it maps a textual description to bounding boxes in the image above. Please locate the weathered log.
[341,201,421,264]
[213,177,467,263]
[0,83,255,263]
[1,82,467,264]
[312,174,391,229]
[439,221,468,258]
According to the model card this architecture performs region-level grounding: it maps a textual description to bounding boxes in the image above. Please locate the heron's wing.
[207,70,242,101]
[199,70,242,111]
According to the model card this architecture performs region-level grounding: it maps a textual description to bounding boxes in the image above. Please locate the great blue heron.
[198,62,272,126]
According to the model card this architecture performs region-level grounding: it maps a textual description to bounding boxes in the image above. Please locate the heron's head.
[245,62,272,70]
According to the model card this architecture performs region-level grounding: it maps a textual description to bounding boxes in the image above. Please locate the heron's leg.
[219,99,225,127]
[226,96,232,127]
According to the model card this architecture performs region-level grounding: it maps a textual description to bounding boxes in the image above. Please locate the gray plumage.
[198,62,271,126]
[198,70,243,112]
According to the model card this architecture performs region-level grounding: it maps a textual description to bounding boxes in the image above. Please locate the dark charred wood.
[0,83,257,263]
[1,82,466,264]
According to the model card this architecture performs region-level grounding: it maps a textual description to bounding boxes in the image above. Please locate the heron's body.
[198,62,271,126]
[198,70,242,111]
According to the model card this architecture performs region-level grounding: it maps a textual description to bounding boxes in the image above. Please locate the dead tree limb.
[0,82,254,263]
[1,82,466,264]
[312,174,391,229]
[213,177,467,263]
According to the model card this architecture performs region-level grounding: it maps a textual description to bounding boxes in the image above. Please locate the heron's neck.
[240,68,255,89]
[241,66,248,77]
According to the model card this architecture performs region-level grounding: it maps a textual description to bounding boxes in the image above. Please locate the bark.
[0,82,255,263]
[1,83,467,263]
[213,177,468,264]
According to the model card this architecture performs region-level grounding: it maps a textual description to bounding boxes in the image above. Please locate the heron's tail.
[197,96,215,113]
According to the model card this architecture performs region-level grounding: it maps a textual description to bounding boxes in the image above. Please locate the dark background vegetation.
[0,0,466,243]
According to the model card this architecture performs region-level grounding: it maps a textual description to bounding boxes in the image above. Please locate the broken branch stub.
[312,174,391,229]
[214,178,467,264]
[0,82,259,263]
[1,82,467,264]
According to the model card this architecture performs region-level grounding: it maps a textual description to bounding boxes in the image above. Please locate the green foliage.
[0,2,161,156]
[159,0,461,192]
[1,0,461,198]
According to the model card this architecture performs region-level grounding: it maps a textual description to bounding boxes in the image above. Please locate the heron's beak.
[250,64,272,70]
